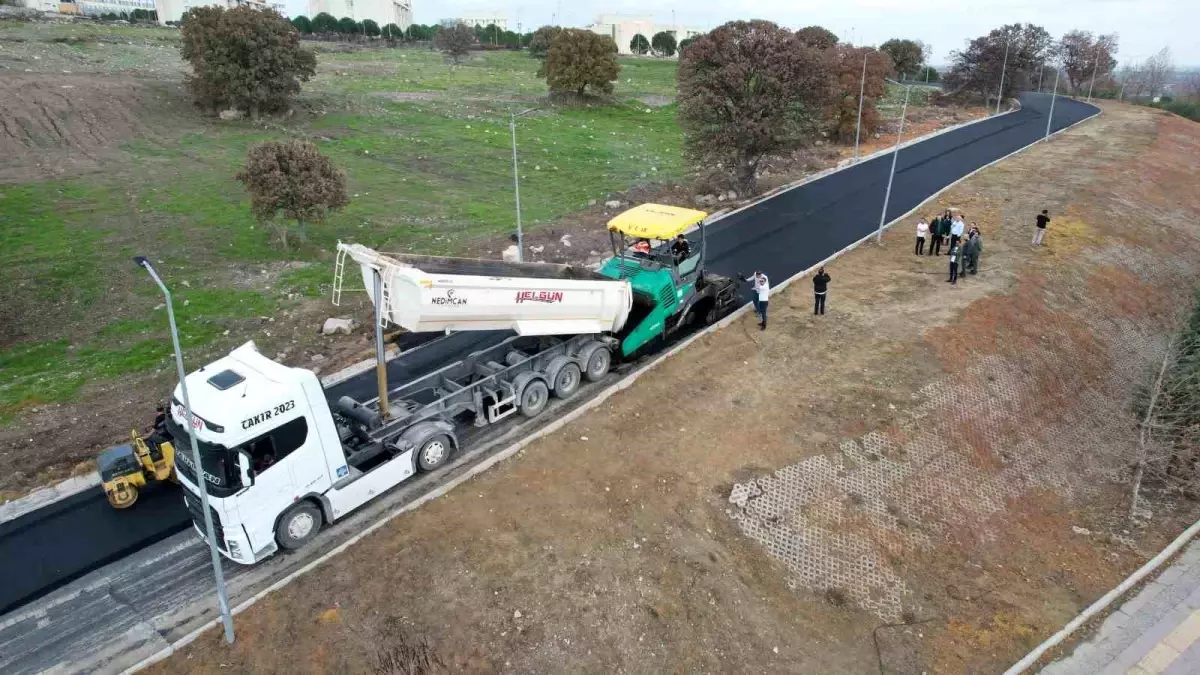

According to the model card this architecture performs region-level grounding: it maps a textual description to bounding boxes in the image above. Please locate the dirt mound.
[0,75,170,182]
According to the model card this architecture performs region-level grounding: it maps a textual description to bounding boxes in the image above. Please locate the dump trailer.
[170,203,741,563]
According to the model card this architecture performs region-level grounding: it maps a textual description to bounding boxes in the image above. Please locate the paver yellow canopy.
[606,203,709,241]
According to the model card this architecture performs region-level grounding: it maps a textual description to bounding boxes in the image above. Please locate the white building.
[154,0,285,24]
[585,14,703,56]
[457,11,506,30]
[308,0,413,28]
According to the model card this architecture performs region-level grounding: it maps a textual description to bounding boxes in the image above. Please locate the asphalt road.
[0,93,1099,666]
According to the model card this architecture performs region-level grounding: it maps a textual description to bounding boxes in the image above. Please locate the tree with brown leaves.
[538,29,620,97]
[236,141,349,250]
[434,22,474,63]
[796,25,838,51]
[827,46,892,143]
[678,20,833,194]
[1060,30,1118,93]
[180,6,316,118]
[527,25,562,58]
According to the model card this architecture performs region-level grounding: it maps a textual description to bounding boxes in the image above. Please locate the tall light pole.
[853,52,867,162]
[1044,65,1060,141]
[509,107,538,262]
[1086,47,1101,103]
[134,256,235,645]
[1037,61,1045,92]
[995,38,1010,115]
[877,83,911,244]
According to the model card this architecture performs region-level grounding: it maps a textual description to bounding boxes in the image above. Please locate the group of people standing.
[916,210,983,284]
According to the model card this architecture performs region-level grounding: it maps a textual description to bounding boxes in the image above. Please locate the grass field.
[0,21,683,422]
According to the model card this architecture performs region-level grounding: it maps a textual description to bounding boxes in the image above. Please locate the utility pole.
[509,107,538,262]
[853,52,867,162]
[877,84,911,244]
[1086,47,1101,103]
[134,257,235,645]
[1044,66,1060,141]
[995,38,1010,115]
[1037,61,1045,92]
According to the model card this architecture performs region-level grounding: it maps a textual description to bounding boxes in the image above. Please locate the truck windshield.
[165,414,241,498]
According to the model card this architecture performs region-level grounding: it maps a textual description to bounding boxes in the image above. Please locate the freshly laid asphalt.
[0,92,1098,618]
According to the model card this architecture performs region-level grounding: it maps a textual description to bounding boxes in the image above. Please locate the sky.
[285,0,1198,66]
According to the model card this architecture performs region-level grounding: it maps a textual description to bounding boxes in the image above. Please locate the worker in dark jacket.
[929,213,945,256]
[965,225,983,274]
[812,267,831,315]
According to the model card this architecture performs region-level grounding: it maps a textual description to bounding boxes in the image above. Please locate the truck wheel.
[583,346,611,382]
[705,303,721,325]
[417,434,452,472]
[519,380,549,417]
[551,362,582,399]
[276,501,323,551]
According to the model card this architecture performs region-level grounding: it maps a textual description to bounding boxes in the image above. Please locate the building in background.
[154,0,284,24]
[585,14,703,56]
[308,0,413,29]
[457,11,506,30]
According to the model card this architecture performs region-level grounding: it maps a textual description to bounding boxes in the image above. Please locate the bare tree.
[1144,47,1175,99]
[1060,30,1118,93]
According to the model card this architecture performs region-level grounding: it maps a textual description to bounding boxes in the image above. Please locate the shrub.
[236,141,349,249]
[539,29,620,97]
[434,23,474,63]
[528,25,561,58]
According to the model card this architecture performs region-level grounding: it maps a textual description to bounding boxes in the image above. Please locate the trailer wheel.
[416,434,452,472]
[582,346,611,382]
[519,380,549,417]
[551,362,582,399]
[276,501,323,551]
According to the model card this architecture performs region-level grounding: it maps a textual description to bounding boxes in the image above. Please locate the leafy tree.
[312,12,337,34]
[796,25,838,50]
[539,29,620,96]
[382,23,402,40]
[943,23,1054,103]
[678,20,833,194]
[361,19,380,37]
[501,30,519,47]
[630,33,649,55]
[434,23,474,63]
[1060,30,1118,92]
[180,6,316,118]
[916,65,939,82]
[479,23,503,44]
[291,15,312,34]
[651,31,676,58]
[678,36,697,52]
[337,17,358,34]
[528,25,562,58]
[826,45,891,142]
[236,141,349,250]
[879,38,926,77]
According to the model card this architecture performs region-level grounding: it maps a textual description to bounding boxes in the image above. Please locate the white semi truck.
[170,204,738,563]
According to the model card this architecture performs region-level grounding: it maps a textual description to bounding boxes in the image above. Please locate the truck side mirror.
[236,451,255,487]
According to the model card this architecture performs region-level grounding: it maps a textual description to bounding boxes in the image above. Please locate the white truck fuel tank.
[336,243,633,337]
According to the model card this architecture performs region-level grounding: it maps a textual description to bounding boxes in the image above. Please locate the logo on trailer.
[430,289,467,306]
[515,290,564,304]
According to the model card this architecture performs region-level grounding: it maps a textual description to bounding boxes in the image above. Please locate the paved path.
[1042,539,1200,675]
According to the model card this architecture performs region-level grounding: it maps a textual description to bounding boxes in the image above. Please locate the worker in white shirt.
[915,218,929,255]
[950,215,966,250]
[740,271,770,330]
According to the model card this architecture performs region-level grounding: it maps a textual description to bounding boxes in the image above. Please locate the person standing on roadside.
[965,225,983,274]
[741,271,770,330]
[929,213,945,256]
[1033,209,1050,246]
[950,213,965,251]
[813,266,831,315]
[946,240,961,284]
[915,218,929,255]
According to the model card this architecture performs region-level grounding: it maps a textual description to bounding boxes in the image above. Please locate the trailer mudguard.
[399,419,459,472]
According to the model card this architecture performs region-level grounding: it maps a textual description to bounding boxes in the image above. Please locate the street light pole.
[133,256,235,645]
[509,107,538,262]
[853,52,867,162]
[1044,66,1060,141]
[995,38,1010,115]
[877,84,911,244]
[1086,48,1100,103]
[1037,61,1045,92]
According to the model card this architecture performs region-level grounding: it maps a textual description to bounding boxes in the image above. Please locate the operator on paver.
[739,270,770,331]
[671,234,692,262]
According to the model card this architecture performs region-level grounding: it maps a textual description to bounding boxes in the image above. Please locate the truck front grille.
[183,491,227,552]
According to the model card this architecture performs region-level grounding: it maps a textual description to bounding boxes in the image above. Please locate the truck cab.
[598,204,739,357]
[167,342,349,563]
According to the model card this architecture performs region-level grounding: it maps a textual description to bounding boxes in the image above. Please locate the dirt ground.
[150,104,1200,674]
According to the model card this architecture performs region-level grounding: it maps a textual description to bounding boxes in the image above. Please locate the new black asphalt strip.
[0,92,1098,617]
